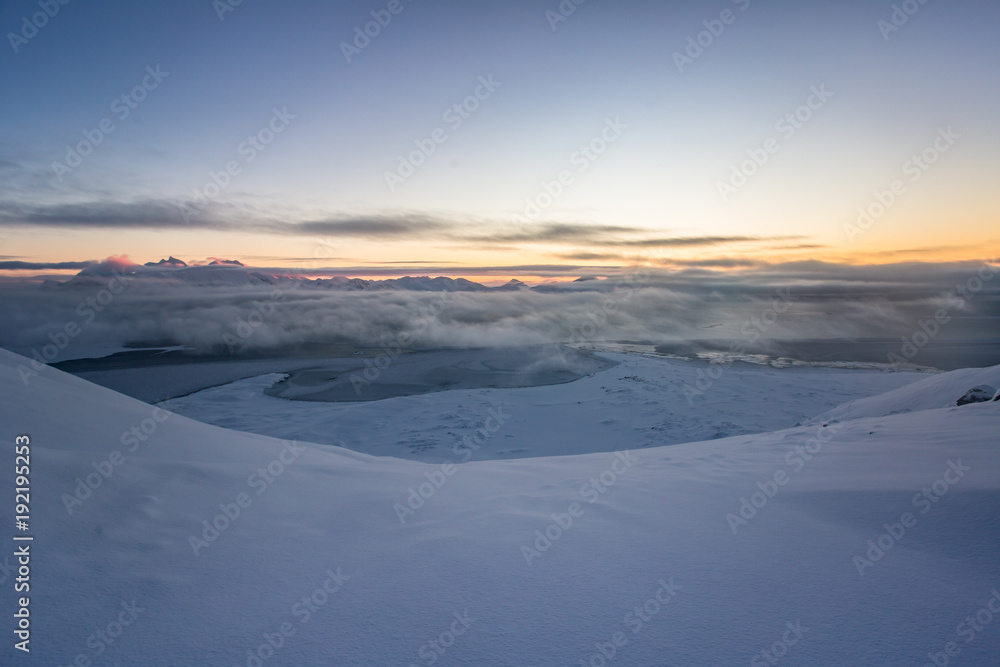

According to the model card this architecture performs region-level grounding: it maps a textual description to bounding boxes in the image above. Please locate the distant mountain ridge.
[54,260,532,292]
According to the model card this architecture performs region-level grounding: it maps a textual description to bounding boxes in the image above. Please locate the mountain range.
[52,258,531,292]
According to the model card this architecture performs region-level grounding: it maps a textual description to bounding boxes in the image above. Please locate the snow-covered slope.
[811,364,1000,423]
[1,349,998,665]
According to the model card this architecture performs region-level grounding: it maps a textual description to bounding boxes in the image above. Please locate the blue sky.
[2,0,998,275]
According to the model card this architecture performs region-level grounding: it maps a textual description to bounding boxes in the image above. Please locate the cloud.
[0,260,995,364]
[466,223,644,244]
[660,257,763,268]
[0,199,615,244]
[603,236,800,248]
[557,252,623,261]
[466,225,806,250]
[554,254,764,268]
[772,243,826,250]
[255,264,607,277]
[0,199,813,255]
[290,216,453,237]
[555,253,764,269]
[0,198,450,237]
[849,243,999,259]
[0,260,96,270]
[78,255,138,275]
[0,199,191,228]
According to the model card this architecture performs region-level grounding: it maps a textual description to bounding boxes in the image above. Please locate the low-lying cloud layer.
[0,260,996,364]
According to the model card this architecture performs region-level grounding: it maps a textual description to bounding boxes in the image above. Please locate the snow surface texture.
[160,353,924,462]
[1,348,999,665]
[810,365,1000,424]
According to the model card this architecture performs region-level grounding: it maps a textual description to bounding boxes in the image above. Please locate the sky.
[1,0,999,280]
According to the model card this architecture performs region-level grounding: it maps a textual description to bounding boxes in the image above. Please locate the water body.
[54,344,615,403]
[652,338,1000,371]
[54,337,999,405]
